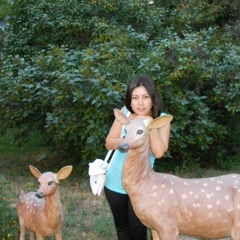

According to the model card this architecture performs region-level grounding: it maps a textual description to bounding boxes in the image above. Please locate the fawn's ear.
[56,165,73,181]
[147,115,173,131]
[29,165,42,179]
[114,108,131,126]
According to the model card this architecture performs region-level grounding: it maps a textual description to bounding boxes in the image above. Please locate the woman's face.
[131,86,153,116]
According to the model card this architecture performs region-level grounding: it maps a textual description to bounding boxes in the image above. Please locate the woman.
[104,75,171,240]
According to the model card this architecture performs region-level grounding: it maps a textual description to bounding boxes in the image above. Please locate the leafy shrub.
[0,0,239,171]
[0,176,19,239]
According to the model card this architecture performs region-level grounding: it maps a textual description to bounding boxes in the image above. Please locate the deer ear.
[56,165,73,181]
[114,108,131,126]
[29,165,42,179]
[147,115,173,131]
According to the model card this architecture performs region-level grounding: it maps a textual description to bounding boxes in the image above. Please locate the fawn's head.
[29,165,73,198]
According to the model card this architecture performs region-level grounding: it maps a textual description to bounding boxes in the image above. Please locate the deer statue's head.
[113,108,173,152]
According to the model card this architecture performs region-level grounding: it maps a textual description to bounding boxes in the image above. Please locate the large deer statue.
[17,165,73,240]
[114,108,240,240]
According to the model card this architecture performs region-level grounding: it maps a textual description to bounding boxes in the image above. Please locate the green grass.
[0,131,235,240]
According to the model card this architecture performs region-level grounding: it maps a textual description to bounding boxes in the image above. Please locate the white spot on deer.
[201,189,205,193]
[208,212,213,218]
[182,193,187,199]
[153,192,157,197]
[225,195,230,201]
[189,191,193,195]
[216,187,221,191]
[170,189,174,194]
[228,207,233,213]
[152,185,157,190]
[207,204,213,209]
[217,180,224,184]
[203,182,208,187]
[184,182,189,186]
[206,194,211,199]
[161,184,166,188]
[216,201,221,205]
[193,203,201,208]
[237,204,240,209]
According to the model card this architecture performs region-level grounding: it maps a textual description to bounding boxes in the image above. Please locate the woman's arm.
[149,123,171,159]
[105,107,125,150]
[105,119,125,150]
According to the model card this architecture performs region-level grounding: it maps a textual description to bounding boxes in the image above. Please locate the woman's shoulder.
[122,106,131,116]
[160,112,168,117]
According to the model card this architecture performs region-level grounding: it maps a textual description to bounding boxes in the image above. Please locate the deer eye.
[48,181,53,186]
[137,129,143,135]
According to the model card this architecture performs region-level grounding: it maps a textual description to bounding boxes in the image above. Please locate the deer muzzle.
[118,142,130,152]
[36,191,45,198]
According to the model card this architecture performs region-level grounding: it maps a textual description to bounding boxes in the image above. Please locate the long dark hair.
[124,75,162,119]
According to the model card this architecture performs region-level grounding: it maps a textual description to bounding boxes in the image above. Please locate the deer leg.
[29,232,35,240]
[231,223,240,240]
[151,229,159,240]
[55,232,62,240]
[35,233,44,240]
[19,225,26,240]
[157,223,179,240]
[231,198,240,240]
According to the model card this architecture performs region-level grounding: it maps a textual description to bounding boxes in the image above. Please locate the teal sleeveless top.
[105,107,164,194]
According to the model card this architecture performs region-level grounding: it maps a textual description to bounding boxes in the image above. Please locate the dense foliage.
[0,176,19,239]
[0,0,239,171]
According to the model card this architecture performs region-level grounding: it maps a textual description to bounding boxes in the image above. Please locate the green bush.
[0,0,239,171]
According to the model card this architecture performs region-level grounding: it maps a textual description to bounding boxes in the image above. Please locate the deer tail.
[19,189,25,200]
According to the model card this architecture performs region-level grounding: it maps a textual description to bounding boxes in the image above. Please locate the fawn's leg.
[156,224,179,240]
[29,232,35,240]
[19,225,26,240]
[231,223,240,240]
[151,229,159,240]
[35,233,44,240]
[30,232,35,240]
[55,232,62,240]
